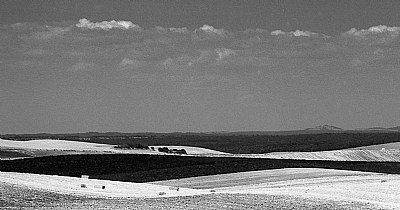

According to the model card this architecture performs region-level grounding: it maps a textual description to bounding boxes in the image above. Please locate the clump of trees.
[114,143,148,149]
[157,147,187,154]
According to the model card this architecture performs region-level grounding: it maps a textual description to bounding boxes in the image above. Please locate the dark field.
[103,133,400,153]
[0,149,32,158]
[1,154,400,182]
[0,182,386,210]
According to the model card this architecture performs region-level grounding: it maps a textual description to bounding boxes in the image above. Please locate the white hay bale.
[168,186,179,191]
[94,185,106,189]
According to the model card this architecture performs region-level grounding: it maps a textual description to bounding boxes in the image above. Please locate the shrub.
[158,147,169,153]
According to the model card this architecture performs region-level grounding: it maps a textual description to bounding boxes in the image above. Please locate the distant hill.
[1,125,399,139]
[305,125,344,131]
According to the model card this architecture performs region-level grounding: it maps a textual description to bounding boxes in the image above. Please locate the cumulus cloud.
[192,25,230,41]
[342,25,400,44]
[76,18,141,30]
[270,30,286,36]
[215,48,235,61]
[271,29,326,38]
[343,25,400,37]
[199,25,225,35]
[119,58,143,70]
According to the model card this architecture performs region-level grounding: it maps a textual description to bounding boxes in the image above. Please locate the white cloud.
[291,30,315,37]
[76,18,141,30]
[271,30,286,36]
[343,25,400,37]
[119,58,142,70]
[271,29,326,38]
[199,25,225,35]
[215,48,235,61]
[342,25,400,44]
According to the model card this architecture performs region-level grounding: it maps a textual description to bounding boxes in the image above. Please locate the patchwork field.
[1,138,400,209]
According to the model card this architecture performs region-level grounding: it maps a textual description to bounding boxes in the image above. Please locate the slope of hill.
[262,149,400,162]
[305,125,344,131]
[1,168,399,209]
[350,142,400,150]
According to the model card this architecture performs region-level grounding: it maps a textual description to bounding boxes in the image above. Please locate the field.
[1,135,400,209]
[1,154,400,183]
[2,132,400,153]
[1,169,397,210]
[2,181,387,210]
[260,149,400,162]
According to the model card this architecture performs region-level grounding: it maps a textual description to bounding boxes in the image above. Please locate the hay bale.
[169,186,179,191]
[94,185,106,189]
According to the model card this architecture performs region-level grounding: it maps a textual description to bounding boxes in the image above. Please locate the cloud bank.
[2,19,400,90]
[76,18,141,30]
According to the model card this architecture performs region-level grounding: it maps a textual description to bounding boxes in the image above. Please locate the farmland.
[1,168,398,209]
[1,154,400,183]
[260,149,400,162]
[2,132,400,154]
[1,134,400,209]
[1,181,385,210]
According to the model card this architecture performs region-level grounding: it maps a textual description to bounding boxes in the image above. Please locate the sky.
[1,0,400,133]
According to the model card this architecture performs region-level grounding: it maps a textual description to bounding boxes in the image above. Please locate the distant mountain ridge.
[305,125,344,131]
[363,126,400,132]
[1,125,399,138]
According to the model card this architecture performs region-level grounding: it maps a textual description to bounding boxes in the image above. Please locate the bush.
[158,147,169,153]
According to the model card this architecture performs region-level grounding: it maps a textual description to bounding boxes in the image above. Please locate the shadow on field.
[0,154,400,182]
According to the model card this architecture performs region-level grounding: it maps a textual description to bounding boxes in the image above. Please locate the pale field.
[0,139,226,158]
[1,168,397,209]
[350,142,400,150]
[1,182,385,210]
[0,139,155,155]
[258,149,400,161]
[0,171,210,198]
[154,168,400,209]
